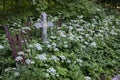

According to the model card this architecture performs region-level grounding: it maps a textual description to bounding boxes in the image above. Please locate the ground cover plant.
[0,0,120,80]
[0,12,120,80]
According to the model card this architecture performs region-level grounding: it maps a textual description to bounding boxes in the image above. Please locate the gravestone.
[112,75,120,80]
[34,12,54,42]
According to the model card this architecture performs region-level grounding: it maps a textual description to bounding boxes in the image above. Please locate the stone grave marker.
[34,12,54,42]
[112,75,120,80]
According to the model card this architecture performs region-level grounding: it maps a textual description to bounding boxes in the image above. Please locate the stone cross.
[34,12,53,42]
[112,75,120,80]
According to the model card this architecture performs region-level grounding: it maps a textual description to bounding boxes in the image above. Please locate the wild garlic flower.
[47,67,56,76]
[50,36,57,39]
[15,56,23,61]
[17,51,24,56]
[59,55,66,61]
[90,42,96,47]
[50,55,59,62]
[25,59,35,64]
[66,60,71,64]
[84,41,89,45]
[22,27,31,30]
[85,34,89,37]
[110,30,117,35]
[35,53,47,61]
[85,76,92,80]
[0,45,4,49]
[34,43,42,50]
[69,36,74,40]
[64,44,68,48]
[25,49,31,53]
[14,72,20,77]
[60,32,67,37]
[51,42,57,47]
[47,44,52,48]
[0,76,3,79]
[76,59,83,63]
[54,47,59,52]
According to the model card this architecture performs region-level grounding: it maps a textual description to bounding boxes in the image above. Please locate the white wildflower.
[97,8,101,11]
[12,68,17,70]
[21,39,27,43]
[85,76,92,80]
[22,27,31,30]
[35,53,47,61]
[78,36,83,39]
[99,30,104,33]
[50,55,59,62]
[50,36,57,39]
[81,45,86,48]
[69,36,74,40]
[78,15,83,19]
[90,42,96,47]
[70,33,75,37]
[21,30,26,34]
[51,42,57,47]
[54,47,59,52]
[25,49,31,53]
[84,41,89,45]
[14,72,20,77]
[64,41,67,44]
[76,28,84,31]
[17,51,24,56]
[59,55,66,61]
[69,26,73,30]
[47,44,52,48]
[25,59,35,64]
[0,76,2,79]
[64,44,68,48]
[88,37,93,40]
[66,60,71,64]
[57,38,60,40]
[76,59,83,63]
[0,45,4,49]
[34,43,42,50]
[15,56,23,61]
[110,30,117,35]
[85,34,89,37]
[60,32,66,37]
[47,67,56,76]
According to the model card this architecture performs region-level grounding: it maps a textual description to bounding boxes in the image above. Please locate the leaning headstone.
[112,75,120,80]
[34,12,54,42]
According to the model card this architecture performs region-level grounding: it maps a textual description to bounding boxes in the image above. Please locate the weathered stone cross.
[34,12,53,42]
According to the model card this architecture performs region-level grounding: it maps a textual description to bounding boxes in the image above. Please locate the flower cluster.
[46,67,56,76]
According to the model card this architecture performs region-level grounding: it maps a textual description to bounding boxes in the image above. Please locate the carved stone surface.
[34,12,53,42]
[112,75,120,80]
